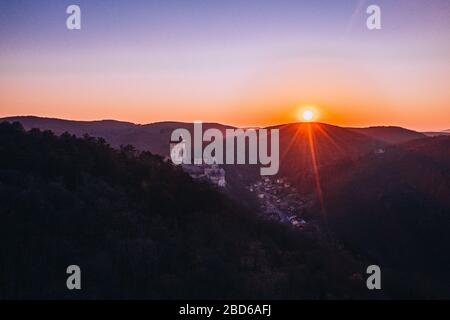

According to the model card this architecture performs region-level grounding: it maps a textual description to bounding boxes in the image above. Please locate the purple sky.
[0,0,449,130]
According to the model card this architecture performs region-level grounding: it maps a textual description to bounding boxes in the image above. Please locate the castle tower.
[170,135,187,165]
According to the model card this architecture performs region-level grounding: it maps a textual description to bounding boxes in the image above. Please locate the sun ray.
[306,123,326,221]
[280,124,303,165]
[315,124,345,155]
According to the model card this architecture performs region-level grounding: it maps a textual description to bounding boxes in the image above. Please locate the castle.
[168,137,226,188]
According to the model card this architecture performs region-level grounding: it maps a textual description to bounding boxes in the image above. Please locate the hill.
[423,131,450,137]
[0,116,234,156]
[2,117,423,158]
[320,136,450,298]
[0,115,136,136]
[269,123,384,193]
[0,121,372,299]
[1,116,434,197]
[0,117,390,189]
[349,126,425,144]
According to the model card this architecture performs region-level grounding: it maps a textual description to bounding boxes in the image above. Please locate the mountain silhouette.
[320,136,450,298]
[1,118,449,298]
[1,116,425,156]
[349,126,425,144]
[0,116,234,156]
[1,116,429,194]
[0,121,374,299]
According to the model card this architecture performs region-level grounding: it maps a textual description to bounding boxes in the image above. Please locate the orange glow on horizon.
[0,61,448,131]
[0,3,448,132]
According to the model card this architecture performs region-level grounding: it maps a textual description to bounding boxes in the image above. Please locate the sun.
[296,105,319,122]
[301,109,314,122]
[302,110,314,121]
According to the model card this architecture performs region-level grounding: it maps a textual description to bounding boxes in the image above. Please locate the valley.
[1,116,449,298]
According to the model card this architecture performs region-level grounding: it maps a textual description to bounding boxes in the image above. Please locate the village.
[176,150,319,234]
[247,177,315,231]
[181,162,227,188]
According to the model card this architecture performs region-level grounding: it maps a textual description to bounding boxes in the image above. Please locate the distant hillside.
[321,136,450,298]
[114,122,235,156]
[423,131,450,137]
[349,126,425,144]
[0,116,135,135]
[269,123,384,193]
[0,121,373,299]
[2,119,449,298]
[0,116,429,191]
[0,116,234,156]
[1,116,399,192]
[277,122,381,162]
[223,122,386,195]
[3,116,421,155]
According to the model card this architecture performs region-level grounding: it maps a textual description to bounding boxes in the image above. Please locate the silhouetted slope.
[2,117,389,192]
[270,123,383,192]
[0,115,136,135]
[3,118,421,184]
[223,122,384,196]
[423,131,450,137]
[349,126,425,144]
[0,121,370,299]
[277,122,381,163]
[115,122,235,156]
[322,136,450,298]
[1,116,234,156]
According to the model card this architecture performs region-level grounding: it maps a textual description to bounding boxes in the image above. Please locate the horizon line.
[0,114,448,133]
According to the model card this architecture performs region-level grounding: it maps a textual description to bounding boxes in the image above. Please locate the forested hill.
[0,121,372,299]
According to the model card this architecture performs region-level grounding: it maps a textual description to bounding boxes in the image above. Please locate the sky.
[0,0,449,131]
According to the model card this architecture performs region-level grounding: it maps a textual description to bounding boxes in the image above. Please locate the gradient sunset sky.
[0,0,449,130]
